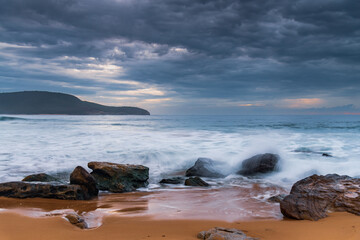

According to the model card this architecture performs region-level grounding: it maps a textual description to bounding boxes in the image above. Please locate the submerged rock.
[294,148,333,157]
[0,182,92,200]
[322,153,332,157]
[268,194,286,203]
[70,166,98,197]
[185,177,210,187]
[65,213,88,229]
[22,173,59,182]
[280,174,360,220]
[88,161,149,193]
[197,227,257,240]
[159,177,184,184]
[238,153,279,176]
[186,158,225,178]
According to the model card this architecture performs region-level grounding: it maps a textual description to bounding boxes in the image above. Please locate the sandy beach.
[1,188,360,240]
[1,211,360,240]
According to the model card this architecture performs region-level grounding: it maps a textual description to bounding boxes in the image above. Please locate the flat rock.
[186,158,225,178]
[70,166,98,197]
[280,174,360,220]
[22,173,59,182]
[88,161,149,193]
[0,182,92,200]
[159,177,184,184]
[185,177,210,187]
[197,227,257,240]
[238,153,279,176]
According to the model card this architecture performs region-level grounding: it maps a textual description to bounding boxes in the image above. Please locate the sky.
[0,0,359,115]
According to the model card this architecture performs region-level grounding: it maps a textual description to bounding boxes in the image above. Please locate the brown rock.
[88,161,149,193]
[70,166,98,197]
[280,174,360,220]
[197,227,257,240]
[0,182,92,200]
[22,173,58,182]
[65,213,88,229]
[184,177,210,187]
[159,177,184,184]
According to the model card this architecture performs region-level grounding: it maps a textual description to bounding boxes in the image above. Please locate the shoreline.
[1,211,360,240]
[1,187,360,240]
[0,184,285,225]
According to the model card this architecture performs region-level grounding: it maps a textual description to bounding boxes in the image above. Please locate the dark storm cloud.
[0,0,359,113]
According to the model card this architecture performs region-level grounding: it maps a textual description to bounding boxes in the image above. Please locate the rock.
[197,227,257,240]
[22,173,59,182]
[322,153,332,157]
[268,194,286,203]
[65,213,88,229]
[280,174,360,220]
[294,148,333,157]
[159,177,184,184]
[186,158,225,178]
[238,153,279,176]
[184,177,210,187]
[0,182,93,200]
[70,166,98,197]
[88,162,149,193]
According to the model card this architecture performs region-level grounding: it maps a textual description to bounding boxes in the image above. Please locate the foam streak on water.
[0,115,359,187]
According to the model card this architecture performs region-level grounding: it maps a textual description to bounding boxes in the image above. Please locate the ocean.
[1,114,359,185]
[1,114,360,221]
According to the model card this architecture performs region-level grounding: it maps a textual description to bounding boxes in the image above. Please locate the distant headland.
[0,91,150,115]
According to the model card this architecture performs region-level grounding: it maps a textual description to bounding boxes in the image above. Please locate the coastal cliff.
[0,91,150,115]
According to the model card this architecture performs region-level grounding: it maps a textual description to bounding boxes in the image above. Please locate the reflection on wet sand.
[0,183,286,228]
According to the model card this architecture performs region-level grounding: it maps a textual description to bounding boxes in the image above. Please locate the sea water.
[1,114,360,221]
[0,115,360,187]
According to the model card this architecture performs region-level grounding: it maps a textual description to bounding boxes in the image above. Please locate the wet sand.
[0,184,285,224]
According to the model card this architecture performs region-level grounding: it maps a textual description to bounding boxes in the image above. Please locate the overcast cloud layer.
[0,0,359,114]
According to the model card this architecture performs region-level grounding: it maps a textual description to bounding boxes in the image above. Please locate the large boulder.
[0,182,93,200]
[22,173,59,182]
[70,166,98,197]
[280,174,360,220]
[185,158,225,178]
[88,162,149,193]
[184,177,210,187]
[238,153,279,176]
[197,227,256,240]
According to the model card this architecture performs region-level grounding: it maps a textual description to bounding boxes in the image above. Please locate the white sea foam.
[0,115,359,189]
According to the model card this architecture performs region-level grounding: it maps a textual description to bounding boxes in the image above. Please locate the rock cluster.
[160,153,281,188]
[280,174,360,220]
[0,162,150,200]
[0,166,97,200]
